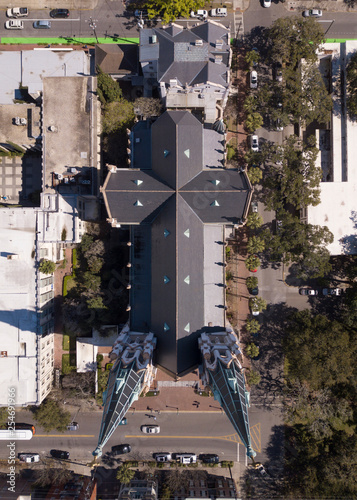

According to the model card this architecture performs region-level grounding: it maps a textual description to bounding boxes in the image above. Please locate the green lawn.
[62,353,76,375]
[62,335,70,351]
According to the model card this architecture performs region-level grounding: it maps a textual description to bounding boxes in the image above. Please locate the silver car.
[33,20,51,29]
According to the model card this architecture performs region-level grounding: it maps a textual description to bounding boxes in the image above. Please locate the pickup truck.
[7,7,28,18]
[210,7,227,17]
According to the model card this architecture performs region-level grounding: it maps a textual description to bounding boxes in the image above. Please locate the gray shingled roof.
[139,21,230,88]
[103,111,251,377]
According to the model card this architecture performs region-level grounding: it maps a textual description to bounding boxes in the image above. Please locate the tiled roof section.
[95,44,138,74]
[105,191,173,224]
[150,195,205,376]
[180,191,248,224]
[162,23,183,37]
[174,42,208,62]
[139,28,160,62]
[162,61,206,87]
[151,111,203,190]
[191,22,229,45]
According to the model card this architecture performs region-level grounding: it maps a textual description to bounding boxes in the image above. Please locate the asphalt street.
[244,0,357,39]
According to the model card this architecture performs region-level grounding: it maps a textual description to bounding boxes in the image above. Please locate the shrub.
[221,460,234,468]
[39,259,56,274]
[226,145,236,162]
[62,335,70,351]
[61,228,67,241]
[246,276,258,289]
[246,369,261,386]
[105,363,113,371]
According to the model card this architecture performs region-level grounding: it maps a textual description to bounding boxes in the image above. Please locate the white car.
[19,453,40,463]
[190,10,208,18]
[251,135,259,152]
[303,9,322,17]
[175,453,197,464]
[210,8,227,17]
[250,70,258,89]
[141,425,160,434]
[5,19,24,29]
[155,453,172,462]
[263,0,271,7]
[7,7,28,18]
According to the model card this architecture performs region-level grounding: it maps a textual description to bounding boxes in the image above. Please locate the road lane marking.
[35,434,95,437]
[250,423,261,453]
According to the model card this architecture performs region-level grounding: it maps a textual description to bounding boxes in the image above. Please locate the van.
[175,453,197,464]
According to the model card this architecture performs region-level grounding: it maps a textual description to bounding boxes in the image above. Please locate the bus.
[0,429,33,440]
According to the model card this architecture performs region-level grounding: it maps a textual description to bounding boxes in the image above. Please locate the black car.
[250,287,259,296]
[199,453,219,464]
[50,9,69,18]
[111,444,131,456]
[50,449,69,460]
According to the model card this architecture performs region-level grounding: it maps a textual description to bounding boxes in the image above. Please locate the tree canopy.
[33,399,71,433]
[39,259,56,274]
[346,52,357,119]
[146,0,205,24]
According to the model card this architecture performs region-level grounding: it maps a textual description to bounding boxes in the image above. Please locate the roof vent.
[169,79,178,87]
[184,323,190,332]
[211,179,220,186]
[184,149,190,158]
[164,149,170,157]
[215,39,224,49]
[195,39,203,46]
[164,229,170,238]
[134,200,143,206]
[164,323,170,332]
[211,200,220,206]
[150,34,157,44]
[184,229,190,238]
[184,275,190,285]
[164,275,170,284]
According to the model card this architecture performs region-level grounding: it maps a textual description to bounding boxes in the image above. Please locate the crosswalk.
[233,10,244,40]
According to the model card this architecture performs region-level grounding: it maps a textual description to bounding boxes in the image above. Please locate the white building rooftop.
[308,41,357,255]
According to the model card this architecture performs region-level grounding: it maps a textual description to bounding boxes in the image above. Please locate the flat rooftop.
[0,208,38,405]
[308,41,357,255]
[42,76,93,194]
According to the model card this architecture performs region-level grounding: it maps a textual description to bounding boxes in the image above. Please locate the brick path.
[53,246,74,369]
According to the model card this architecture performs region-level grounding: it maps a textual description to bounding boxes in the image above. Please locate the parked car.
[303,9,322,17]
[199,453,219,464]
[5,20,24,29]
[33,20,51,29]
[175,453,197,464]
[50,8,69,18]
[250,287,259,296]
[18,453,40,463]
[210,8,227,17]
[50,449,69,460]
[7,7,28,18]
[251,201,258,213]
[299,288,319,296]
[141,425,160,434]
[190,10,208,18]
[256,463,268,476]
[111,444,131,456]
[263,0,271,7]
[250,70,258,89]
[154,452,172,462]
[322,288,342,296]
[67,422,79,431]
[251,135,259,152]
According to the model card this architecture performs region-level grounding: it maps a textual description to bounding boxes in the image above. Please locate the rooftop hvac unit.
[169,79,178,87]
[57,174,63,180]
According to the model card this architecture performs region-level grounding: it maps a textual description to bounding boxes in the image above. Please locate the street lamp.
[89,17,99,43]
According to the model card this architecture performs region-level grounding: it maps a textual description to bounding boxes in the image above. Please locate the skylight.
[134,179,143,186]
[211,179,220,186]
[211,200,220,206]
[134,200,143,206]
[184,275,190,284]
[184,149,190,158]
[184,323,190,332]
[184,229,190,238]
